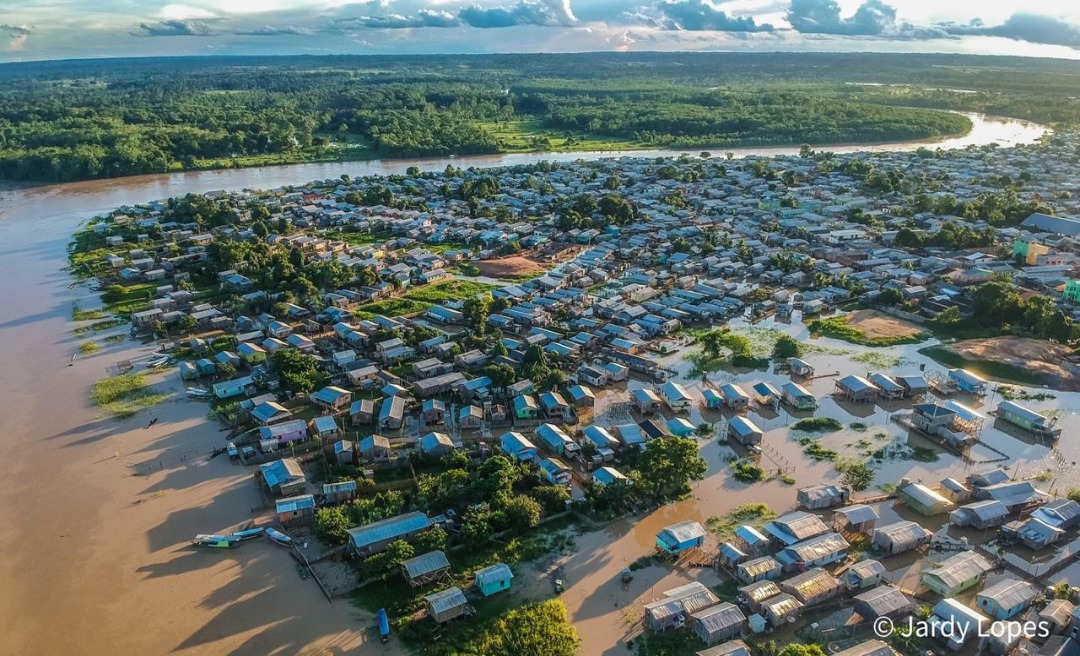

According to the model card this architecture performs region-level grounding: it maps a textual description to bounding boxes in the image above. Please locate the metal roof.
[873,520,931,545]
[855,585,913,617]
[402,550,450,580]
[658,520,707,546]
[425,586,467,614]
[474,563,513,588]
[728,416,763,437]
[696,639,753,656]
[832,639,900,656]
[849,559,887,579]
[780,532,849,563]
[977,579,1039,609]
[312,416,338,432]
[922,552,992,590]
[259,458,304,487]
[692,602,745,633]
[998,400,1050,426]
[868,373,903,392]
[783,568,841,601]
[739,556,781,577]
[798,483,844,503]
[719,383,750,400]
[275,494,314,513]
[734,525,768,544]
[739,580,781,602]
[765,511,830,543]
[762,593,802,617]
[835,504,880,525]
[837,375,880,394]
[956,499,1009,521]
[347,511,430,550]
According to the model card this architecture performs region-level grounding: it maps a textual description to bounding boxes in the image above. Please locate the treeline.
[1,52,1078,182]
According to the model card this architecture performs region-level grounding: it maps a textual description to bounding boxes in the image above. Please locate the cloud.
[0,24,32,37]
[786,0,896,36]
[160,4,217,21]
[459,1,577,29]
[133,20,216,37]
[657,0,774,31]
[234,25,315,36]
[944,13,1080,49]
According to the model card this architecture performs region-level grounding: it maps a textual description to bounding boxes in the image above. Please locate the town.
[68,127,1080,656]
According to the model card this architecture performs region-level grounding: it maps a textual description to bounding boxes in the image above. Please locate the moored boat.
[266,528,293,546]
[192,534,240,548]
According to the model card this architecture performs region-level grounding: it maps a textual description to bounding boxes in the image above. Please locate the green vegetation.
[851,351,904,369]
[2,52,1035,183]
[836,458,875,492]
[72,306,107,321]
[91,373,167,419]
[272,348,326,394]
[919,346,1046,386]
[808,315,926,347]
[622,437,708,502]
[926,277,1080,344]
[730,460,765,483]
[772,334,804,359]
[798,438,839,461]
[693,328,769,372]
[403,279,497,304]
[633,630,700,656]
[850,422,868,431]
[705,502,777,538]
[997,386,1055,402]
[355,297,431,319]
[78,341,100,354]
[792,417,843,432]
[403,599,579,656]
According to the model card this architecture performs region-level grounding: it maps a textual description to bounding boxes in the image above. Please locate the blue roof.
[347,511,430,550]
[312,416,339,432]
[474,563,513,588]
[276,494,315,513]
[1022,212,1080,236]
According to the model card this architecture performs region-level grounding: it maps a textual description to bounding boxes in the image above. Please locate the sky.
[3,0,1080,62]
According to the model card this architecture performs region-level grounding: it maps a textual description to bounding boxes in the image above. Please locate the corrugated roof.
[425,586,467,614]
[978,579,1039,609]
[728,416,762,437]
[766,511,830,543]
[739,556,781,577]
[781,532,849,562]
[849,559,887,579]
[832,639,899,656]
[835,504,880,525]
[923,552,992,590]
[658,520,706,546]
[692,602,745,633]
[998,400,1051,426]
[739,580,781,603]
[696,639,753,656]
[347,511,430,550]
[783,568,840,601]
[275,494,314,513]
[762,593,802,617]
[873,520,931,545]
[402,550,450,580]
[474,563,513,588]
[855,585,913,617]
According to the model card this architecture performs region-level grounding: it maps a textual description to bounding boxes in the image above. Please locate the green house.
[474,562,513,597]
[921,551,992,597]
[1063,280,1080,304]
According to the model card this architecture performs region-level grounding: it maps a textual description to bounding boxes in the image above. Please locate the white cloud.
[160,4,217,20]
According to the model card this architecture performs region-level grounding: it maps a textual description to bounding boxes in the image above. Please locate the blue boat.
[230,527,265,540]
[266,528,293,546]
[192,534,240,549]
[378,608,389,642]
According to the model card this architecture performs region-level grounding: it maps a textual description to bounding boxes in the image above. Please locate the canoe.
[230,527,265,540]
[266,528,293,546]
[192,534,240,548]
[378,609,390,642]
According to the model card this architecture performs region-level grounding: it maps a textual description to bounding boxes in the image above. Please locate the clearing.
[930,336,1080,389]
[474,256,547,280]
[843,309,925,340]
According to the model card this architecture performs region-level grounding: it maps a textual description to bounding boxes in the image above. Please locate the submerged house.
[835,375,880,402]
[692,602,746,645]
[736,556,782,585]
[644,581,720,632]
[776,532,850,572]
[797,483,848,510]
[780,382,817,410]
[854,585,915,621]
[899,483,955,516]
[871,520,932,556]
[997,400,1061,439]
[656,520,707,555]
[833,505,880,535]
[727,416,764,447]
[976,579,1039,621]
[950,500,1009,530]
[948,368,988,394]
[921,552,993,597]
[719,383,751,410]
[780,568,842,606]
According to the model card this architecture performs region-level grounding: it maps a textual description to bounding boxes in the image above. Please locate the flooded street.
[0,112,1056,655]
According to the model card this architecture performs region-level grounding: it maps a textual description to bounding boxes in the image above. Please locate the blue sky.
[3,0,1080,62]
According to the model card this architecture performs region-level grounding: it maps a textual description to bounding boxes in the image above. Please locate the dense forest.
[1,52,1078,183]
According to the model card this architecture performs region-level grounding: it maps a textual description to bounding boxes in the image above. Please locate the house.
[357,435,391,461]
[735,556,782,584]
[895,374,929,398]
[929,598,988,650]
[976,579,1039,620]
[659,381,693,412]
[780,568,842,606]
[577,365,609,387]
[539,391,572,422]
[250,401,292,426]
[421,399,446,426]
[378,395,406,430]
[776,532,850,571]
[762,511,830,547]
[727,416,763,447]
[831,640,900,656]
[309,415,341,441]
[853,585,914,621]
[474,563,513,597]
[869,373,906,400]
[458,404,484,429]
[899,483,956,516]
[593,466,627,486]
[835,375,881,402]
[567,384,595,408]
[311,384,352,410]
[1032,499,1080,531]
[258,458,306,496]
[276,494,316,527]
[512,394,539,420]
[738,579,782,613]
[833,505,880,535]
[644,582,720,631]
[921,552,993,597]
[633,388,663,414]
[347,511,431,555]
[323,480,358,504]
[718,542,747,568]
[719,383,751,410]
[871,520,932,555]
[702,388,723,410]
[425,587,468,624]
[761,593,802,627]
[419,432,456,458]
[692,603,746,646]
[212,376,254,399]
[656,520,707,555]
[401,550,452,588]
[751,381,781,408]
[733,526,770,557]
[582,424,619,452]
[948,368,988,394]
[1038,599,1075,636]
[797,483,848,510]
[950,500,1009,529]
[780,381,817,410]
[997,400,1061,439]
[540,457,572,486]
[536,423,580,457]
[844,559,887,591]
[499,431,537,462]
[615,423,646,449]
[259,419,309,446]
[788,358,815,377]
[349,398,375,426]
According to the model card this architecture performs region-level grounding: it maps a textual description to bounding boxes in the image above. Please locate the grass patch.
[72,307,107,321]
[919,346,1046,386]
[910,446,939,462]
[633,628,700,656]
[705,502,777,538]
[79,341,100,354]
[91,373,168,419]
[403,279,497,304]
[730,460,765,483]
[808,315,926,347]
[997,386,1055,402]
[355,297,432,319]
[852,351,904,369]
[778,473,796,485]
[322,229,393,246]
[850,422,868,431]
[798,437,838,461]
[455,263,482,277]
[104,334,126,344]
[792,417,843,432]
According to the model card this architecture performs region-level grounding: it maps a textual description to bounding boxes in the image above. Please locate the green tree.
[460,505,493,548]
[778,646,826,656]
[837,460,875,492]
[272,348,325,393]
[772,334,803,359]
[314,505,351,545]
[631,437,707,502]
[504,495,543,531]
[413,527,449,553]
[529,485,570,515]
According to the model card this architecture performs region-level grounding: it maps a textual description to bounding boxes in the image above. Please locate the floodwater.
[0,112,1056,655]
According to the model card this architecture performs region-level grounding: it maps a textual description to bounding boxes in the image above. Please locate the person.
[145,417,158,429]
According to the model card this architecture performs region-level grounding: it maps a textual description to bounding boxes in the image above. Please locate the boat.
[378,609,390,643]
[147,357,170,369]
[186,387,210,399]
[266,528,293,546]
[192,534,240,548]
[230,527,265,540]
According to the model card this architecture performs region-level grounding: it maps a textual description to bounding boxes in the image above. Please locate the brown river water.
[0,112,1058,655]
